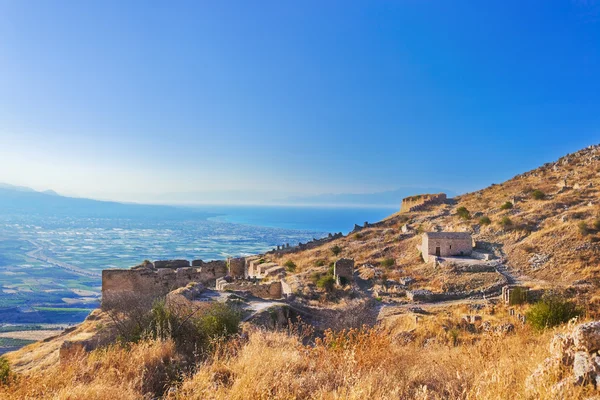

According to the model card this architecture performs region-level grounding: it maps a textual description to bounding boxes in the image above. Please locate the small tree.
[531,190,546,200]
[526,295,582,331]
[456,206,471,220]
[479,216,491,225]
[500,201,513,210]
[331,245,342,256]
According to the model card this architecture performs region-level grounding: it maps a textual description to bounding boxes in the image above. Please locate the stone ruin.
[228,257,245,278]
[215,277,285,299]
[333,258,354,285]
[101,259,227,307]
[501,285,529,305]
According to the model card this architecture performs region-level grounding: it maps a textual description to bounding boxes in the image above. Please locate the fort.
[400,193,447,213]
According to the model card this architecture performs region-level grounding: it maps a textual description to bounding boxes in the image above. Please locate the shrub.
[531,190,546,200]
[500,201,513,210]
[0,357,12,385]
[479,216,491,225]
[316,275,336,292]
[499,216,513,228]
[593,219,600,231]
[315,259,326,267]
[456,206,471,220]
[526,295,582,331]
[578,221,589,236]
[331,245,342,256]
[380,258,395,268]
[147,300,241,355]
[354,233,363,240]
[283,260,296,272]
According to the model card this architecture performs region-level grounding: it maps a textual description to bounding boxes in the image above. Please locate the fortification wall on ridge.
[101,260,227,306]
[400,193,447,213]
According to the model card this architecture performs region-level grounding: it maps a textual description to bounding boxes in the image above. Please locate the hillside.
[269,144,600,305]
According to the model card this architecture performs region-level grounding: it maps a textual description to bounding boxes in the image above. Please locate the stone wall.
[102,260,227,307]
[216,279,283,299]
[400,193,447,213]
[154,259,190,269]
[334,258,354,285]
[228,257,245,278]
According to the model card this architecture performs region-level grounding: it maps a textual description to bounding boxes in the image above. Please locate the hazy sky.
[0,1,599,203]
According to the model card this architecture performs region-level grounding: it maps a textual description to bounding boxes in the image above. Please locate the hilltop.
[3,144,600,399]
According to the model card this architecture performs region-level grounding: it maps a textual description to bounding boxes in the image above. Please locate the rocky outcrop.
[528,321,600,392]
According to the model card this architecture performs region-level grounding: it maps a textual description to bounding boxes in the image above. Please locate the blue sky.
[0,1,599,203]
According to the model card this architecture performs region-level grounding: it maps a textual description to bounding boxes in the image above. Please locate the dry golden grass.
[172,323,590,400]
[0,339,179,400]
[2,310,597,399]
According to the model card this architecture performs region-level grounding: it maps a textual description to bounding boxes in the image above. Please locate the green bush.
[316,275,336,292]
[283,260,297,272]
[0,356,12,385]
[331,245,342,256]
[499,216,513,228]
[500,201,513,210]
[315,259,326,267]
[354,233,363,240]
[145,299,241,355]
[479,216,491,225]
[380,258,395,268]
[578,221,589,236]
[531,190,546,200]
[456,206,471,220]
[594,219,600,231]
[526,295,582,331]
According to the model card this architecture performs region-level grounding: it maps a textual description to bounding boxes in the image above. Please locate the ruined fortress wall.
[400,193,447,213]
[219,281,283,299]
[101,262,227,306]
[228,257,245,278]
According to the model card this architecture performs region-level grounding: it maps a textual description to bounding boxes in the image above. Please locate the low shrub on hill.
[500,201,513,210]
[316,275,336,292]
[578,221,589,236]
[526,294,582,331]
[284,260,297,272]
[456,206,471,220]
[331,245,342,256]
[479,216,491,225]
[0,357,13,385]
[499,216,513,228]
[380,258,395,268]
[531,189,546,200]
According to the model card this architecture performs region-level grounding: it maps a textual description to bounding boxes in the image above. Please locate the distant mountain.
[281,188,457,207]
[0,184,214,220]
[0,183,36,192]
